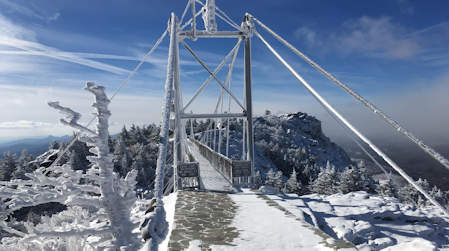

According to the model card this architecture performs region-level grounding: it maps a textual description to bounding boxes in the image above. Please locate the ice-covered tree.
[376,178,396,198]
[357,161,375,193]
[310,161,339,195]
[49,141,60,150]
[265,168,277,187]
[398,178,431,207]
[429,185,447,207]
[285,168,301,194]
[274,171,284,191]
[12,150,35,180]
[254,170,263,188]
[338,166,361,194]
[0,152,17,181]
[68,139,91,173]
[114,135,132,177]
[0,83,139,250]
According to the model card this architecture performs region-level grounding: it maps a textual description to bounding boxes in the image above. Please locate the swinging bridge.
[45,0,449,249]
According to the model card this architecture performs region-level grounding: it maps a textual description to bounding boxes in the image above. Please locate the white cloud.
[47,12,60,22]
[0,120,52,129]
[0,13,35,40]
[336,16,419,59]
[294,27,321,47]
[0,0,43,20]
[295,16,421,60]
[0,83,166,138]
[0,0,60,22]
[0,13,131,75]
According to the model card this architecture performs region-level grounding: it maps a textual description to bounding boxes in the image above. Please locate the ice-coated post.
[243,15,255,186]
[144,12,178,251]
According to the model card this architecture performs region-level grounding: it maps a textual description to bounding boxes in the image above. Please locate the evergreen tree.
[398,178,431,207]
[430,185,447,206]
[49,141,60,150]
[274,170,284,191]
[285,168,301,194]
[12,149,35,180]
[355,161,375,193]
[376,178,396,198]
[0,152,17,181]
[265,168,276,187]
[309,161,339,195]
[113,135,132,177]
[68,140,91,172]
[121,126,130,145]
[132,148,154,188]
[338,166,361,194]
[254,170,263,188]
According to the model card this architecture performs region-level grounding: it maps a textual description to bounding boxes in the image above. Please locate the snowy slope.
[266,191,449,250]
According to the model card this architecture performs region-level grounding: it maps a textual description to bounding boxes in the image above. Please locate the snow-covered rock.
[259,185,280,194]
[206,112,352,183]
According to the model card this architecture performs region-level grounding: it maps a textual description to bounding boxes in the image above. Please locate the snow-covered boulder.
[259,185,280,194]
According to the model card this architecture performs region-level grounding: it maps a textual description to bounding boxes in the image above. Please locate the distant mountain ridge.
[0,135,71,157]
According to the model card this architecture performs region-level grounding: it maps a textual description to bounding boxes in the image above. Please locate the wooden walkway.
[186,140,236,193]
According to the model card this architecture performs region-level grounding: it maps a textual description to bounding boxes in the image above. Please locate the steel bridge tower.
[162,0,256,191]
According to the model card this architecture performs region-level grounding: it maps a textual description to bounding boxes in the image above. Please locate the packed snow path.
[166,190,354,250]
[186,140,236,193]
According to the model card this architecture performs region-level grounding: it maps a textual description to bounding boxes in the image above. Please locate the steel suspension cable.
[255,30,449,216]
[47,28,168,171]
[249,15,449,172]
[321,100,391,179]
[179,0,191,26]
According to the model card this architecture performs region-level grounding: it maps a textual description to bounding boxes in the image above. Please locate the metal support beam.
[182,39,242,113]
[244,32,255,186]
[179,31,244,38]
[190,0,196,40]
[181,112,245,119]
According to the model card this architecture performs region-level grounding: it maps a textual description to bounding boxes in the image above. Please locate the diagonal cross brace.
[181,40,246,111]
[182,38,242,112]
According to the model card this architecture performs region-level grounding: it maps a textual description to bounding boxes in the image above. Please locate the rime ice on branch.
[49,82,138,249]
[0,82,138,250]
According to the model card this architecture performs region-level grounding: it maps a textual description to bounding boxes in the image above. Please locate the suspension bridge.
[45,0,449,250]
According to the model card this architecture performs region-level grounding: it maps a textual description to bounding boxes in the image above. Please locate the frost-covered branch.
[48,101,96,136]
[1,82,139,250]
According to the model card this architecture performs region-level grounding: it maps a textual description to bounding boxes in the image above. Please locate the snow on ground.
[186,140,236,193]
[158,192,178,251]
[210,189,352,251]
[266,191,449,250]
[133,192,178,251]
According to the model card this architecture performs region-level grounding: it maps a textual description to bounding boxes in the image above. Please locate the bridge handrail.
[191,138,234,182]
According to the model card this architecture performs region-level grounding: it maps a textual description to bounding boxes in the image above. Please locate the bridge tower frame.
[162,0,256,191]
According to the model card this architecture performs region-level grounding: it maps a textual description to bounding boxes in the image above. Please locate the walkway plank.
[186,140,235,193]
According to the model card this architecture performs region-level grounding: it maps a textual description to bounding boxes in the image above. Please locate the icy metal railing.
[191,139,251,183]
[193,139,233,181]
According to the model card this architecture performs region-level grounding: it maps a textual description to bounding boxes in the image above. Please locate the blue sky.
[0,0,448,144]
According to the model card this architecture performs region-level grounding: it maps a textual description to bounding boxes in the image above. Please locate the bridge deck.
[166,190,354,250]
[186,140,236,193]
